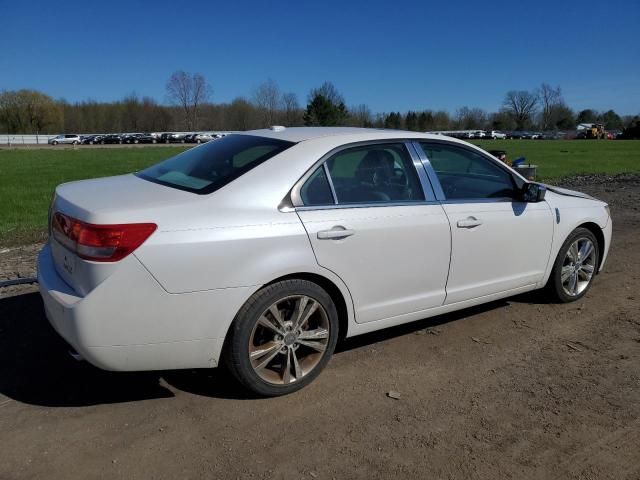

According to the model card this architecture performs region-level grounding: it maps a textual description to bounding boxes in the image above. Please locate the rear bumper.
[37,243,255,371]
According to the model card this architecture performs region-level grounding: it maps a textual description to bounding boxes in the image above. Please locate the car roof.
[241,127,456,143]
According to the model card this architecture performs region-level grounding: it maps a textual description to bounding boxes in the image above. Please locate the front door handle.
[317,226,355,240]
[457,217,482,228]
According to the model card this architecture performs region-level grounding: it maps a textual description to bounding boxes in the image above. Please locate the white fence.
[0,132,238,145]
[1,134,57,145]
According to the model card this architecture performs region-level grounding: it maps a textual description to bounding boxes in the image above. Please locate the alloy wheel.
[248,295,330,385]
[561,238,596,297]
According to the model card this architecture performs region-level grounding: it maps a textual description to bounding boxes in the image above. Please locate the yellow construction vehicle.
[586,123,606,139]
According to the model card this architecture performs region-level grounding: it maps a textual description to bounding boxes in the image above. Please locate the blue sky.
[2,0,639,114]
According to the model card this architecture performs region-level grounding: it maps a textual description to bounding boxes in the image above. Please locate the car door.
[415,141,554,305]
[294,142,451,324]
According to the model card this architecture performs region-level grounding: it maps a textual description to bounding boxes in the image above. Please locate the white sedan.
[38,127,612,396]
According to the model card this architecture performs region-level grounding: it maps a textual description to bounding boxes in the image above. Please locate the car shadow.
[0,291,258,406]
[335,299,510,353]
[0,290,512,407]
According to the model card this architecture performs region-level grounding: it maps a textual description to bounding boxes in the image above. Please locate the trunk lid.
[49,173,197,295]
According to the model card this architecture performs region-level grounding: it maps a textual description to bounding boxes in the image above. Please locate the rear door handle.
[457,217,482,228]
[317,227,355,240]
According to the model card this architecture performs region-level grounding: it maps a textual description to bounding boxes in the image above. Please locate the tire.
[152,139,157,144]
[545,227,599,303]
[224,279,339,397]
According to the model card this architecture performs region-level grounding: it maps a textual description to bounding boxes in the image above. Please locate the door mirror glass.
[520,182,546,202]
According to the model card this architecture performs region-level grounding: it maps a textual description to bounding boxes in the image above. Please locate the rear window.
[137,134,294,194]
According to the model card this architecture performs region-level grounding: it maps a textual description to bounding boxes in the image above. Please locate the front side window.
[420,142,516,200]
[138,134,294,194]
[310,143,424,205]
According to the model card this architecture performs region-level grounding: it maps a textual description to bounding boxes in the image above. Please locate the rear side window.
[138,134,293,194]
[300,166,334,206]
[325,143,424,204]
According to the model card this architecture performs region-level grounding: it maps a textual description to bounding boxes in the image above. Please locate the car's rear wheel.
[546,227,599,302]
[224,279,339,396]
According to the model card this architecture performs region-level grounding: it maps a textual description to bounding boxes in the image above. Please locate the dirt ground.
[1,175,639,480]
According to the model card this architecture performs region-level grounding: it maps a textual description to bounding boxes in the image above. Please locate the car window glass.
[138,134,294,194]
[300,166,334,206]
[420,142,515,200]
[325,144,424,204]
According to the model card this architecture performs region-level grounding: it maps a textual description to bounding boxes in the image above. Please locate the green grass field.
[0,140,639,246]
[471,139,640,180]
[0,147,187,246]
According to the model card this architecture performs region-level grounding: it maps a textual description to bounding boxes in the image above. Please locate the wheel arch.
[217,271,354,371]
[261,272,351,341]
[576,221,605,271]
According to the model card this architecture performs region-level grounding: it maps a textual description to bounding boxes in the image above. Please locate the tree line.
[0,72,637,135]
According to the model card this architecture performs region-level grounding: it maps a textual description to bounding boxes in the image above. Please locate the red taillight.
[52,212,156,262]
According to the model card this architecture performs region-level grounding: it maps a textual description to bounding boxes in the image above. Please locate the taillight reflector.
[52,212,156,262]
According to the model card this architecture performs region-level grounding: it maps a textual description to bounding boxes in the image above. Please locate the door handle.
[317,227,355,240]
[457,217,482,228]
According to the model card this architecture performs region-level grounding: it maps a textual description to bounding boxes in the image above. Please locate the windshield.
[137,134,294,194]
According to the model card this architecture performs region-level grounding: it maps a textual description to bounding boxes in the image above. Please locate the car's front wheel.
[224,279,339,396]
[546,227,599,302]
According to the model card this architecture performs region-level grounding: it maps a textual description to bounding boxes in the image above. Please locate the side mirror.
[520,182,546,202]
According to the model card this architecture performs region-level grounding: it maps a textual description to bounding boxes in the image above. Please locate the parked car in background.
[194,133,214,143]
[122,133,144,144]
[168,132,189,143]
[159,133,173,143]
[81,135,105,145]
[38,127,612,397]
[102,134,124,144]
[48,134,81,145]
[486,130,507,139]
[136,133,159,144]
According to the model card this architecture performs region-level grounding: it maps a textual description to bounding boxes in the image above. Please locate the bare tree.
[281,92,302,126]
[309,81,344,105]
[252,79,282,127]
[349,104,373,127]
[454,106,487,130]
[502,90,539,130]
[539,83,562,130]
[166,71,212,130]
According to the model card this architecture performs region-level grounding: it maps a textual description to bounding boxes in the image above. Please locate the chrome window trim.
[296,200,441,211]
[323,162,338,205]
[289,139,436,209]
[405,141,437,202]
[411,141,446,201]
[439,197,516,205]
